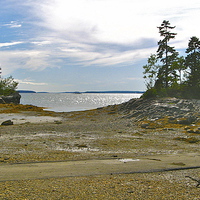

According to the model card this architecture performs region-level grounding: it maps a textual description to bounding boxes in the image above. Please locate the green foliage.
[0,76,19,96]
[143,54,159,89]
[141,88,158,99]
[185,36,200,88]
[142,85,185,99]
[142,20,200,99]
[171,56,187,84]
[157,20,179,88]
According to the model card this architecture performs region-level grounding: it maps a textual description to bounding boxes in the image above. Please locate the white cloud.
[3,21,22,28]
[31,41,52,46]
[16,79,48,86]
[24,0,199,67]
[0,42,23,48]
[31,0,200,43]
[0,50,53,75]
[1,0,200,76]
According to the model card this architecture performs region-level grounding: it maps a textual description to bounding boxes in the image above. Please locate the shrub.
[141,88,158,99]
[0,76,18,96]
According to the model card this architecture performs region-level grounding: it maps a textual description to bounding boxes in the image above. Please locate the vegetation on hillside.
[0,76,19,96]
[142,20,200,99]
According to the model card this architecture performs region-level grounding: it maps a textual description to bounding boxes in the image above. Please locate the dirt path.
[1,154,199,182]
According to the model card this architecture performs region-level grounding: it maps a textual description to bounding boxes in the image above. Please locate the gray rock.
[1,120,14,126]
[0,92,21,104]
[178,116,197,125]
[141,123,149,128]
[0,97,6,104]
[193,129,200,134]
[118,98,200,124]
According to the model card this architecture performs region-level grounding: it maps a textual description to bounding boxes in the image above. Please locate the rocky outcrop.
[118,98,200,125]
[0,92,21,104]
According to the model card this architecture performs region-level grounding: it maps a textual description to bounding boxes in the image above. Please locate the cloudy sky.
[0,0,199,92]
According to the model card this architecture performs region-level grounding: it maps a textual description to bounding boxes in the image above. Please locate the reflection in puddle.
[119,158,140,163]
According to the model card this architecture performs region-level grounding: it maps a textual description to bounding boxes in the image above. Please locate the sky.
[0,0,200,92]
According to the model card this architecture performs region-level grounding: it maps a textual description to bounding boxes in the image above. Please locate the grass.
[139,116,195,130]
[0,104,54,116]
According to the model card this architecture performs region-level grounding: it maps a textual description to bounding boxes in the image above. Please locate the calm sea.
[20,93,142,112]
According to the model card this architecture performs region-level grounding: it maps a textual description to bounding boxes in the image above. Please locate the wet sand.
[0,154,199,182]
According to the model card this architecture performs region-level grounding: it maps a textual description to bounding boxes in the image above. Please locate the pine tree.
[157,20,178,88]
[171,56,186,84]
[142,21,200,99]
[185,36,200,89]
[143,54,159,89]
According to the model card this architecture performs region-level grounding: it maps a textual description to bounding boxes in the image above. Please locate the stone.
[178,116,197,125]
[186,129,194,133]
[184,126,190,130]
[0,92,21,104]
[193,129,200,134]
[0,97,6,104]
[1,120,14,126]
[141,123,149,128]
[117,97,200,128]
[163,128,175,131]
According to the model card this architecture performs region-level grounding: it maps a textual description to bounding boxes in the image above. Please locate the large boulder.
[0,92,21,104]
[118,97,200,123]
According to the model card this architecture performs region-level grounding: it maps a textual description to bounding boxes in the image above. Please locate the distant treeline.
[84,91,144,94]
[18,90,144,94]
[17,90,36,93]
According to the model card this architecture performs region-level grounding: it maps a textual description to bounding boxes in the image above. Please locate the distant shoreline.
[18,90,144,94]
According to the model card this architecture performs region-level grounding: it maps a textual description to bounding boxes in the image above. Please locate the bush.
[141,88,158,99]
[142,83,197,99]
[183,86,200,99]
[0,76,19,96]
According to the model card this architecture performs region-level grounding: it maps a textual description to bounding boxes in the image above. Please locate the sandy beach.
[0,103,200,199]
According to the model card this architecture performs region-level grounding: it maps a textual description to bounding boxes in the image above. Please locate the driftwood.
[185,176,200,187]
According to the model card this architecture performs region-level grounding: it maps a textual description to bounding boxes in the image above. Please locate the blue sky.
[0,0,200,92]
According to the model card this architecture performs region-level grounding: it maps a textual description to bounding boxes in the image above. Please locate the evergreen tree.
[171,56,186,84]
[142,21,200,99]
[185,36,200,89]
[0,76,19,96]
[157,20,178,88]
[143,54,159,89]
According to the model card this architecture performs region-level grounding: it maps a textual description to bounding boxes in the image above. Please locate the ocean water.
[20,93,142,112]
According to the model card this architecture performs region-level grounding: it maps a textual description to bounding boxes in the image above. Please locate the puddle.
[56,147,100,152]
[118,158,140,163]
